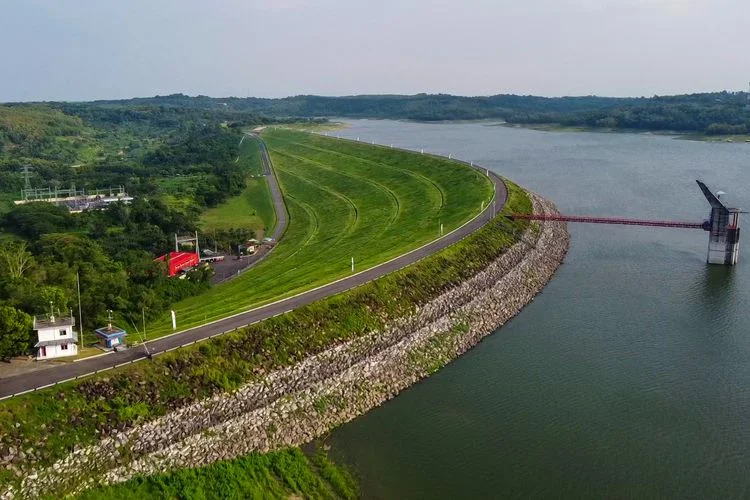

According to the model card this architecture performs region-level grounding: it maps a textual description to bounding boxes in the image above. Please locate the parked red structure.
[155,251,200,277]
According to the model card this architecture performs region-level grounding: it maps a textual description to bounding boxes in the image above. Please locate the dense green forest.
[0,103,293,358]
[78,90,750,134]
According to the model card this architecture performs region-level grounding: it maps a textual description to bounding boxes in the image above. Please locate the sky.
[1,0,748,102]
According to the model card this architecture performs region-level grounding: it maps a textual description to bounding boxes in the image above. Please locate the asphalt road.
[209,136,289,284]
[0,149,507,398]
[259,138,289,241]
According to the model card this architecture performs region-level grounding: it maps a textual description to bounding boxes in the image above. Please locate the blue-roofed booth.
[94,324,127,349]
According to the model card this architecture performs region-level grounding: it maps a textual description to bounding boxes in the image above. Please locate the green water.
[325,121,750,499]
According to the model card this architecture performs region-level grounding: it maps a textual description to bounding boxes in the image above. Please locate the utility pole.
[142,309,150,358]
[76,272,84,350]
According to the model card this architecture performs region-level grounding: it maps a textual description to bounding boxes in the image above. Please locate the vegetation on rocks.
[72,448,357,500]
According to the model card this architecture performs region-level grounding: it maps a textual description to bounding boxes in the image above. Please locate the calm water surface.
[324,120,750,499]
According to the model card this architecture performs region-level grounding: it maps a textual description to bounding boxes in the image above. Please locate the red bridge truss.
[509,213,706,230]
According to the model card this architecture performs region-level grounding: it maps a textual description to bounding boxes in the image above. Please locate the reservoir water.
[325,120,750,498]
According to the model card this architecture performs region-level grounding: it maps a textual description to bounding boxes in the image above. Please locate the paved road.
[209,136,288,284]
[0,147,507,398]
[258,137,288,241]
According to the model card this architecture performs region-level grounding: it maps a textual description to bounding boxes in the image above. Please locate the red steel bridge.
[508,180,743,266]
[508,213,706,230]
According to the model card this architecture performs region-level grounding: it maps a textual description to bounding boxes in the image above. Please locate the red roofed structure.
[155,251,199,277]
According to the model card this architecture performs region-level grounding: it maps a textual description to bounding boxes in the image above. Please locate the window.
[59,329,67,336]
[61,344,68,350]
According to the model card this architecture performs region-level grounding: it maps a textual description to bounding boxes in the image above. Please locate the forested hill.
[86,93,641,120]
[77,91,750,135]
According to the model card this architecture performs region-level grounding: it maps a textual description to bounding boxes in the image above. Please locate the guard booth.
[94,324,127,349]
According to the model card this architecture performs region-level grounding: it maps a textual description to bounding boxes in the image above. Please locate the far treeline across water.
[81,90,750,136]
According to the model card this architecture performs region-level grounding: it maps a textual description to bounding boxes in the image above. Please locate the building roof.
[35,333,78,348]
[94,325,127,339]
[34,315,75,330]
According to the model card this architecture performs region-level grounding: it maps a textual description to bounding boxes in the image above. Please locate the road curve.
[209,135,289,284]
[257,137,289,241]
[0,142,508,398]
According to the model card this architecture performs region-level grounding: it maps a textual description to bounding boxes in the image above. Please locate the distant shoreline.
[496,122,750,143]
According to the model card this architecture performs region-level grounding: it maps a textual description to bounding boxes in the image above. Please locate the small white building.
[34,315,78,360]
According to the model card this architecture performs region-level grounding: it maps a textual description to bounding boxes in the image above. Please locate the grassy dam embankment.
[146,129,494,338]
[0,134,568,499]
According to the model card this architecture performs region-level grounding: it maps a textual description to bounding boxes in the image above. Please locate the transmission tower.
[21,165,32,191]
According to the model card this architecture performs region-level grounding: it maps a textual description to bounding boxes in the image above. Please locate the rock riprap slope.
[9,191,568,499]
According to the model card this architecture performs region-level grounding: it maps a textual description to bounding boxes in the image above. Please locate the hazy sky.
[1,0,748,102]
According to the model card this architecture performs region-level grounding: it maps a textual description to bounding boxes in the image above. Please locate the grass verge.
[199,135,276,235]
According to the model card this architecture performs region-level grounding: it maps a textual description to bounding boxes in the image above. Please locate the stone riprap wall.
[11,193,568,499]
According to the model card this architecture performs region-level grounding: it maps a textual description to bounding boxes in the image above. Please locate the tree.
[0,241,34,280]
[35,234,129,327]
[1,203,75,240]
[0,306,33,361]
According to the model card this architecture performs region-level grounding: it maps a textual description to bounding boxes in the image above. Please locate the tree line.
[76,91,750,134]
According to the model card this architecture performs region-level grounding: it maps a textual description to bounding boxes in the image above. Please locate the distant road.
[256,136,288,241]
[0,146,507,399]
[209,135,288,284]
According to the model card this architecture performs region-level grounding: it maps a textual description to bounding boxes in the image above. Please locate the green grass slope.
[147,129,493,337]
[199,135,277,236]
[73,448,357,500]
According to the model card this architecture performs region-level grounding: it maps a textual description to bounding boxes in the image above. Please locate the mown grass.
[237,134,264,176]
[199,176,276,236]
[72,448,358,500]
[276,122,348,132]
[156,174,211,212]
[146,129,494,337]
[0,180,530,495]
